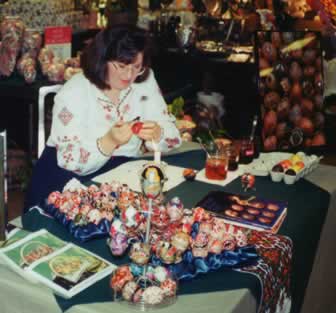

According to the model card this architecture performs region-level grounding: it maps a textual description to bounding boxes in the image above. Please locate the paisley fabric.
[237,230,293,313]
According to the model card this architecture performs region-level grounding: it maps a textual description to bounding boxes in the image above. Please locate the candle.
[154,150,161,164]
[152,139,161,164]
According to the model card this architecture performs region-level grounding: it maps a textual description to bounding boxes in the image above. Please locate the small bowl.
[284,174,296,185]
[270,170,284,182]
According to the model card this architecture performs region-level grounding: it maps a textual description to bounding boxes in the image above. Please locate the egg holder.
[268,152,322,184]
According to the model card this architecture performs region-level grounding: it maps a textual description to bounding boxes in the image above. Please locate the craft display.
[257,31,326,151]
[44,164,258,308]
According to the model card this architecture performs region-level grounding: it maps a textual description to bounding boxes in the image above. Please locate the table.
[0,148,333,313]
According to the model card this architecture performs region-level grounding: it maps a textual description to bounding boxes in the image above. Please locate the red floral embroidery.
[79,148,90,164]
[58,107,73,126]
[165,137,180,148]
[97,98,113,112]
[122,103,130,114]
[105,114,112,121]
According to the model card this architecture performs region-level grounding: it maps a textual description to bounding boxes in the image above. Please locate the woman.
[24,24,181,211]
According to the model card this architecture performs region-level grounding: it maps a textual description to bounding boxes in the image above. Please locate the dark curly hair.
[81,24,151,90]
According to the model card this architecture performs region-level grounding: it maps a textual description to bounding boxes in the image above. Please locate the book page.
[0,229,66,269]
[29,244,116,298]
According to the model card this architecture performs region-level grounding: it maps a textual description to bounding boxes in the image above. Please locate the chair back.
[0,131,7,241]
[38,85,62,158]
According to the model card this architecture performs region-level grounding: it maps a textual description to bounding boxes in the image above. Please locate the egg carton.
[242,152,321,184]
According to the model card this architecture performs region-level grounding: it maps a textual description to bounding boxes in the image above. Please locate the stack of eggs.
[110,264,177,307]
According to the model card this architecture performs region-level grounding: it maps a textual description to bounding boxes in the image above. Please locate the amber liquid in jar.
[205,157,228,180]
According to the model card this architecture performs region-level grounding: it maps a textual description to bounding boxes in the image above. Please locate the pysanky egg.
[271,31,282,48]
[142,286,164,305]
[264,91,280,110]
[279,77,291,95]
[302,48,316,65]
[182,208,194,225]
[153,266,170,282]
[110,219,127,236]
[151,205,170,229]
[108,232,129,256]
[265,73,277,90]
[289,128,304,147]
[261,41,277,62]
[160,278,177,297]
[110,265,133,291]
[121,205,141,228]
[301,98,314,116]
[289,104,302,125]
[122,281,138,301]
[303,65,315,77]
[289,61,302,81]
[129,242,151,265]
[302,79,314,98]
[87,209,102,225]
[166,197,184,222]
[199,221,213,234]
[277,98,290,120]
[208,239,223,254]
[193,232,209,248]
[171,231,190,253]
[158,242,177,264]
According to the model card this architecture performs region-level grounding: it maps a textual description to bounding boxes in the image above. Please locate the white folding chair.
[37,85,62,158]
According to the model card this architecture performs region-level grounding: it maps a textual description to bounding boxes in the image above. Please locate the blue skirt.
[24,146,132,212]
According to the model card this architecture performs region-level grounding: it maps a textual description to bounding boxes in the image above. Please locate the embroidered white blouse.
[46,70,182,175]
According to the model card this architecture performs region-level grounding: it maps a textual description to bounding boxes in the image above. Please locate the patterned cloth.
[237,231,293,313]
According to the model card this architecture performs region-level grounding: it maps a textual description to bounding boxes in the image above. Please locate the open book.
[0,229,116,299]
[197,191,287,234]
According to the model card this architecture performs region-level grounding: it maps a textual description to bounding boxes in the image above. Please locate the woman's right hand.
[98,121,133,156]
[108,121,133,146]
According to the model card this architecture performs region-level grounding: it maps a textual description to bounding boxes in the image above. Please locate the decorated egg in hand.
[132,122,143,134]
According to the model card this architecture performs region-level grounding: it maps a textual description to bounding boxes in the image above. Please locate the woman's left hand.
[136,121,162,142]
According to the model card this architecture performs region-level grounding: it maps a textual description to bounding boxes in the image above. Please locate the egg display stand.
[114,163,177,310]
